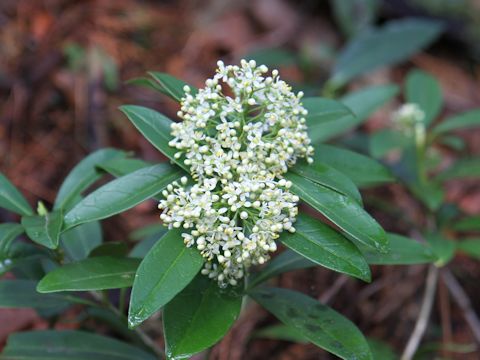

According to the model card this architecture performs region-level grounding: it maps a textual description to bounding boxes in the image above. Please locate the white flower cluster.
[393,103,425,134]
[169,59,314,181]
[159,60,313,287]
[393,103,426,146]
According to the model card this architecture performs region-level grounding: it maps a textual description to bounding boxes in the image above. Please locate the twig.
[401,265,439,360]
[442,268,480,345]
[438,277,452,358]
[319,275,349,304]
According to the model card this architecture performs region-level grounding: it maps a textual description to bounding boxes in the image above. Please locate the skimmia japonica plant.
[1,53,479,359]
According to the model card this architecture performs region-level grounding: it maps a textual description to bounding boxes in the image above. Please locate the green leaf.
[85,307,145,347]
[89,242,129,257]
[249,287,372,360]
[457,239,480,260]
[438,135,466,151]
[248,249,314,288]
[120,105,188,171]
[126,76,163,92]
[281,214,371,281]
[128,229,204,328]
[313,144,394,187]
[0,172,33,215]
[427,233,456,267]
[54,148,126,211]
[453,216,480,232]
[369,129,411,158]
[37,256,140,292]
[408,181,444,212]
[292,160,362,203]
[331,18,443,87]
[0,280,72,308]
[148,71,198,102]
[360,233,436,265]
[0,223,24,256]
[341,84,399,123]
[254,324,308,343]
[130,233,166,258]
[286,173,388,252]
[432,109,480,135]
[405,69,443,126]
[61,221,103,261]
[436,159,480,181]
[64,164,183,229]
[22,210,63,249]
[330,0,379,38]
[303,97,357,142]
[97,157,152,177]
[164,275,242,359]
[0,243,45,276]
[367,338,397,360]
[0,330,157,360]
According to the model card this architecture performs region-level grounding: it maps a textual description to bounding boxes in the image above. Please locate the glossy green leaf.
[0,330,156,360]
[360,233,436,265]
[313,144,394,187]
[254,324,308,343]
[0,172,33,215]
[341,84,399,122]
[369,129,411,158]
[436,159,480,181]
[453,216,480,232]
[281,214,371,281]
[250,287,372,360]
[0,280,72,309]
[22,210,63,249]
[37,256,140,292]
[89,242,128,257]
[432,109,480,135]
[164,275,242,359]
[331,18,443,87]
[54,148,126,211]
[97,157,152,177]
[0,223,24,255]
[457,239,480,260]
[248,249,314,288]
[64,164,183,229]
[303,97,357,142]
[128,229,204,328]
[330,0,379,37]
[292,160,362,203]
[120,105,188,171]
[405,69,443,126]
[148,71,198,102]
[427,233,456,267]
[286,173,388,252]
[61,221,103,261]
